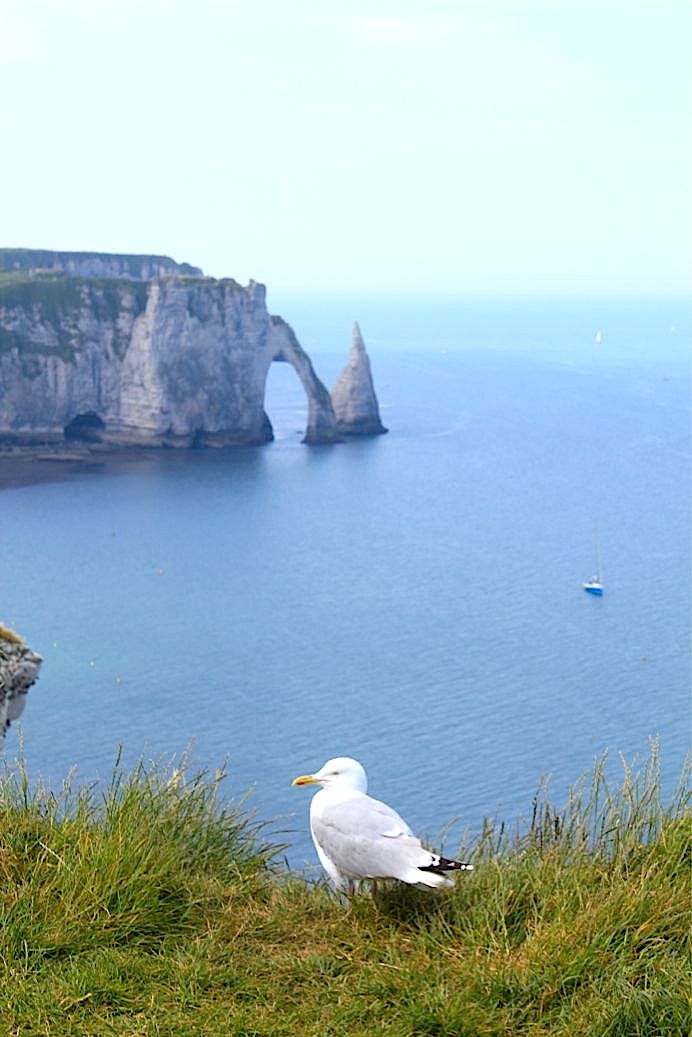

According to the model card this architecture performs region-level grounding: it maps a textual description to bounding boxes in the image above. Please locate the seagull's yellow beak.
[292,773,318,786]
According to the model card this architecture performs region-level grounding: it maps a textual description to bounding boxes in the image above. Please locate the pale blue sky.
[1,0,690,294]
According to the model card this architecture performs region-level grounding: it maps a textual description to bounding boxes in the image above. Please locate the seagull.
[292,756,473,892]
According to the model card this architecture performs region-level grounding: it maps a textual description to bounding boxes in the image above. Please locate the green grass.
[0,744,688,1036]
[0,275,150,361]
[0,249,200,278]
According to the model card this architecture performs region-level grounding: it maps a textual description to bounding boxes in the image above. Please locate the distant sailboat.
[583,536,604,596]
[594,329,603,345]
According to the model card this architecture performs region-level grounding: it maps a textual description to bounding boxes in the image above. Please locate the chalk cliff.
[332,322,387,436]
[0,250,343,446]
[0,625,42,739]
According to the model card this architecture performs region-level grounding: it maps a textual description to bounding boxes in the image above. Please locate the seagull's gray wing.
[312,792,431,881]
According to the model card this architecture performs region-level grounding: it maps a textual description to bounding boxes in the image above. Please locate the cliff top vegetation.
[0,275,150,362]
[0,269,260,363]
[0,623,24,645]
[0,743,688,1036]
[0,248,200,277]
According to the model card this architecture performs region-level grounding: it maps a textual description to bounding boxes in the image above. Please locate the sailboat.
[583,537,604,596]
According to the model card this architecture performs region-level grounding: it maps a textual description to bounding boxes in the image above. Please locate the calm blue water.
[1,295,690,871]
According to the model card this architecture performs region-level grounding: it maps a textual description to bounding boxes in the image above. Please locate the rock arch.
[267,316,341,444]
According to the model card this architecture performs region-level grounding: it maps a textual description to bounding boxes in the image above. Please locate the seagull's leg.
[371,879,378,895]
[348,879,355,896]
[334,878,352,909]
[338,890,352,910]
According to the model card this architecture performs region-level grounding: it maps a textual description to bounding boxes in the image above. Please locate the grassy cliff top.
[0,745,688,1036]
[0,270,254,361]
[0,272,150,302]
[0,622,24,644]
[0,275,151,361]
[0,248,201,278]
[0,269,246,295]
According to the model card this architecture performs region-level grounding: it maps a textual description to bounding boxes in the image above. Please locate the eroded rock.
[331,322,387,436]
[0,251,342,446]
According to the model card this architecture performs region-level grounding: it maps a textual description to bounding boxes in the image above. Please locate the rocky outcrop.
[0,625,42,738]
[0,250,342,446]
[332,322,387,436]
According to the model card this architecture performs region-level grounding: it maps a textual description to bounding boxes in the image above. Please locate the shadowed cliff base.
[0,441,271,491]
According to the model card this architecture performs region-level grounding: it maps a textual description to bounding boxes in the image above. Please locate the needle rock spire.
[331,323,387,436]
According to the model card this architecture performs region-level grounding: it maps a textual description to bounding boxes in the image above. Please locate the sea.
[1,294,690,872]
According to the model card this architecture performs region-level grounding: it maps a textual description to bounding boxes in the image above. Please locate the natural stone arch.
[262,355,307,442]
[267,316,341,444]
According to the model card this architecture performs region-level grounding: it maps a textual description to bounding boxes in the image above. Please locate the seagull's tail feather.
[404,854,474,889]
[418,855,474,876]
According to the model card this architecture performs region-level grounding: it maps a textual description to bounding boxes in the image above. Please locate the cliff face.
[0,250,389,448]
[0,251,342,446]
[0,625,42,739]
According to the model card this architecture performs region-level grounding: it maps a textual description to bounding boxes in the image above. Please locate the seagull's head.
[292,756,367,793]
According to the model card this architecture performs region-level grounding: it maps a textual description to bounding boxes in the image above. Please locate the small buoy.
[115,675,122,684]
[641,655,648,662]
[158,568,164,576]
[89,660,96,668]
[52,641,59,648]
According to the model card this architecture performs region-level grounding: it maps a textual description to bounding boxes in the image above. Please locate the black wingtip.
[418,855,474,874]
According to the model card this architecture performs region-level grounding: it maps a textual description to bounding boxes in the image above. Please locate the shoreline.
[0,439,284,492]
[0,443,152,491]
